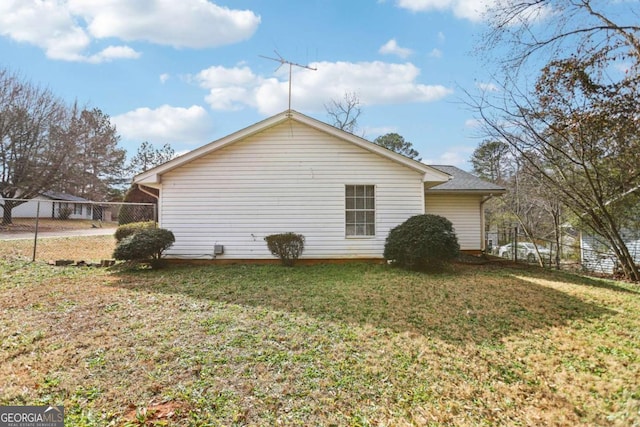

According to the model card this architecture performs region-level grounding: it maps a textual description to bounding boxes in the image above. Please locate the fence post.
[32,201,40,262]
[514,226,518,263]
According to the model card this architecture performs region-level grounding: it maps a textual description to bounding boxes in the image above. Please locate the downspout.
[137,184,159,200]
[480,194,495,253]
[136,184,160,224]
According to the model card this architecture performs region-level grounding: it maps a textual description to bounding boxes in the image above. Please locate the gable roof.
[134,110,451,186]
[42,191,91,202]
[425,165,506,195]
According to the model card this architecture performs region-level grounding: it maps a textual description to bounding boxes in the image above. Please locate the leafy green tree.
[127,141,175,177]
[470,140,512,183]
[373,133,421,161]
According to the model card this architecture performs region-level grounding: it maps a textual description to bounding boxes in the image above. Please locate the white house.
[134,110,504,261]
[5,191,94,220]
[581,231,640,275]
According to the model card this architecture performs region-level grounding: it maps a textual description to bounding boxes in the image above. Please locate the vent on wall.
[213,244,224,255]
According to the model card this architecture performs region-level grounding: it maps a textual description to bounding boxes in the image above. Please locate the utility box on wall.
[213,245,224,255]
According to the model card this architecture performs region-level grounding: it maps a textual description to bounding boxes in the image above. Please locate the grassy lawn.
[0,260,638,426]
[0,235,115,263]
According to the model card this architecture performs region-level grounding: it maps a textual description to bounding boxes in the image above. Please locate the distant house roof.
[42,191,91,202]
[425,165,506,194]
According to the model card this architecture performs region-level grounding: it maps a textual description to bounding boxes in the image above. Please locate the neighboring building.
[134,110,505,261]
[581,230,640,275]
[5,191,94,220]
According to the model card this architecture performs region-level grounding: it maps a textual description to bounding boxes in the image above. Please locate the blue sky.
[0,0,502,169]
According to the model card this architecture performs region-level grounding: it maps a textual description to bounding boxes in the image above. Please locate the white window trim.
[345,184,376,239]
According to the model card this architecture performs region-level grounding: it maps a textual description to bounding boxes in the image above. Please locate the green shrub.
[384,214,460,271]
[264,233,305,267]
[114,220,156,243]
[113,228,175,267]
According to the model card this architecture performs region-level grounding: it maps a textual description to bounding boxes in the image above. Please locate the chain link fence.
[487,226,640,277]
[0,198,155,263]
[487,226,581,270]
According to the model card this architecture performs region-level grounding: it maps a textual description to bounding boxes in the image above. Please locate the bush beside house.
[113,227,175,269]
[265,233,305,266]
[384,214,460,271]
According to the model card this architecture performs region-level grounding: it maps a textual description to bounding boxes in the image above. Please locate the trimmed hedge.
[384,214,459,271]
[114,220,156,243]
[264,233,305,267]
[113,227,175,268]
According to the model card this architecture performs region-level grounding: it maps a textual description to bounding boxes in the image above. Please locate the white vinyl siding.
[158,121,425,259]
[345,185,375,237]
[425,194,483,251]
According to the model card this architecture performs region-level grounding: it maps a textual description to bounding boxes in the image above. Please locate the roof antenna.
[260,50,317,113]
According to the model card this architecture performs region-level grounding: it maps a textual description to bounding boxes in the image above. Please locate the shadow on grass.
[111,262,615,345]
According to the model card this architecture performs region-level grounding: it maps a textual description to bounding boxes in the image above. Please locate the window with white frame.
[345,185,375,236]
[74,204,82,215]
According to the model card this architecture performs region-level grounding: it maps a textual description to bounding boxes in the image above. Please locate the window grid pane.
[345,185,375,236]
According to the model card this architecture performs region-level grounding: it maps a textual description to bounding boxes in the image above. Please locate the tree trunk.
[1,202,14,226]
[609,231,640,282]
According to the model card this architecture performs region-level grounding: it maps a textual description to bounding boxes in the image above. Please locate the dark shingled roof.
[42,191,91,202]
[426,165,505,193]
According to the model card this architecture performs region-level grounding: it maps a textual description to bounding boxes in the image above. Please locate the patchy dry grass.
[0,260,638,426]
[0,219,118,232]
[0,235,115,263]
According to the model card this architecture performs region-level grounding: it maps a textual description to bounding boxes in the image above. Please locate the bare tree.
[0,69,76,225]
[473,0,640,280]
[325,91,362,135]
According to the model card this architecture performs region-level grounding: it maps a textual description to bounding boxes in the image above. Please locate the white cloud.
[429,48,442,58]
[159,73,170,84]
[425,146,475,168]
[0,0,90,61]
[367,126,398,138]
[69,0,260,48]
[112,105,214,145]
[396,0,551,23]
[0,0,260,62]
[396,0,495,22]
[437,31,446,43]
[476,82,499,92]
[195,61,453,115]
[87,45,141,63]
[464,118,482,128]
[379,39,413,58]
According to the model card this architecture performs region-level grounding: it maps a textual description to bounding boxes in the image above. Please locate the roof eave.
[425,189,506,195]
[133,111,293,184]
[133,109,451,185]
